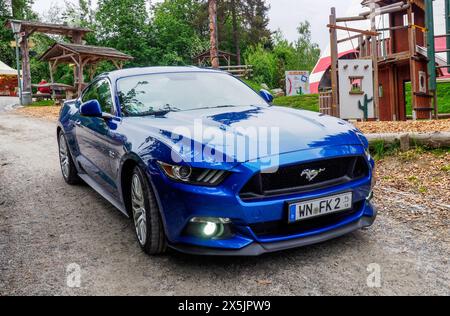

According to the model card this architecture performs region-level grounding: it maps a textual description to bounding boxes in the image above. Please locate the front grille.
[250,201,363,239]
[240,156,369,200]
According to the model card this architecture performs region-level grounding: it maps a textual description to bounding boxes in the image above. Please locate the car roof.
[102,66,225,82]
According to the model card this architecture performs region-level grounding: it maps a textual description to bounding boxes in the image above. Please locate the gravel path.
[0,112,448,296]
[0,97,19,112]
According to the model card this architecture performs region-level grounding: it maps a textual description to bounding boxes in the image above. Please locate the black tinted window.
[97,80,113,114]
[82,84,97,103]
[81,79,114,114]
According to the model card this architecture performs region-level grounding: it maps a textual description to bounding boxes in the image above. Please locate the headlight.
[157,162,229,186]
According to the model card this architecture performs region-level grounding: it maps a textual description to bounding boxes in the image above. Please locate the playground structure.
[318,0,450,121]
[5,20,132,104]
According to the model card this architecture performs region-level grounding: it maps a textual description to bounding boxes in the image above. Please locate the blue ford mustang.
[57,66,376,256]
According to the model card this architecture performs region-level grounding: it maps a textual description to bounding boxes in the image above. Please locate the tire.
[58,132,82,185]
[130,166,167,255]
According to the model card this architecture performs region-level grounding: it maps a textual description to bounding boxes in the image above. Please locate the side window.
[96,80,114,114]
[81,79,114,114]
[81,84,98,103]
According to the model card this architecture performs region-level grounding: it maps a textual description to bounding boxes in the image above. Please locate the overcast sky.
[32,0,353,50]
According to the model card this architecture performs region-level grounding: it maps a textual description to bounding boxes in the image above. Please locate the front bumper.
[149,145,376,255]
[169,204,377,256]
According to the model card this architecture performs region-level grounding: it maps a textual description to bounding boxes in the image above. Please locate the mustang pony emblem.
[301,168,326,182]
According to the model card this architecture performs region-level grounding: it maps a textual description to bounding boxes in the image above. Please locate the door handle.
[75,120,81,126]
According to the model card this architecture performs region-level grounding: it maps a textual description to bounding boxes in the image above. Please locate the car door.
[75,79,119,194]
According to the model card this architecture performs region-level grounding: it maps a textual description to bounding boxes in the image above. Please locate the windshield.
[117,72,267,116]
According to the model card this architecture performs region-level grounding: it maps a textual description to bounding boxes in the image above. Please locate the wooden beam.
[69,55,80,66]
[327,24,379,37]
[49,53,77,62]
[20,31,32,103]
[407,4,417,120]
[338,34,363,44]
[329,7,339,117]
[77,55,84,96]
[369,0,380,120]
[336,16,367,23]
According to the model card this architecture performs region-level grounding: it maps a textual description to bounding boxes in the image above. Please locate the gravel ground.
[0,112,449,296]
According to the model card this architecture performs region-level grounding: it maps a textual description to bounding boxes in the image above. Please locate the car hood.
[124,106,363,165]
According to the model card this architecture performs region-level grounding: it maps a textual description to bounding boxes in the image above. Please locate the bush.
[244,44,278,88]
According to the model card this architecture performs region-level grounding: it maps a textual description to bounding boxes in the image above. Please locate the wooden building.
[40,42,133,96]
[362,0,433,121]
[326,0,443,121]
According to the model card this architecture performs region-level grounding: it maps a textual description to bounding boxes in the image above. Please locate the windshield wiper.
[189,105,239,111]
[124,104,181,117]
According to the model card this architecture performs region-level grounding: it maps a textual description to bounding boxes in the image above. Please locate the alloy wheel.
[59,134,70,179]
[131,174,147,246]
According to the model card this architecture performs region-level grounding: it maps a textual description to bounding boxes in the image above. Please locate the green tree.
[0,0,14,66]
[293,21,320,71]
[244,43,277,86]
[240,0,271,47]
[152,0,208,65]
[244,21,320,89]
[11,0,37,20]
[96,0,154,67]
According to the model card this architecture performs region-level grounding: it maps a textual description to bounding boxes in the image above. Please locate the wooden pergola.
[5,20,92,101]
[193,50,236,67]
[40,42,133,96]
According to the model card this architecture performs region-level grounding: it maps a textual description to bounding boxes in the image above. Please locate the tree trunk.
[231,0,241,65]
[209,0,219,68]
[366,132,450,149]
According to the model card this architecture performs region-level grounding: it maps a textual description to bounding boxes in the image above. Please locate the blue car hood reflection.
[124,105,363,164]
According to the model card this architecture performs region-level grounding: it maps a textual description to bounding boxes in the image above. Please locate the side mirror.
[259,89,274,103]
[80,99,102,117]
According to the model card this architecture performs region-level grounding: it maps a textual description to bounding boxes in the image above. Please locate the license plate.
[288,192,353,223]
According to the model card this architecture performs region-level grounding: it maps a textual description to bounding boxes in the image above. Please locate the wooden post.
[71,31,83,44]
[329,7,339,117]
[48,61,56,100]
[20,32,32,104]
[231,0,241,65]
[370,0,380,120]
[407,3,417,120]
[78,56,84,96]
[209,0,219,69]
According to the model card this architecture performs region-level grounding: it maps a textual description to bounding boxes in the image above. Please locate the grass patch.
[29,100,55,107]
[369,140,401,161]
[369,142,450,161]
[273,94,320,112]
[431,147,450,157]
[405,82,450,115]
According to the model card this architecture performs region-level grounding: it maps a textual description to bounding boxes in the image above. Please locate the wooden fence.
[219,65,253,78]
[319,91,333,116]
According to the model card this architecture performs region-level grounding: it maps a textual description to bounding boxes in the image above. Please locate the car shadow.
[165,231,367,267]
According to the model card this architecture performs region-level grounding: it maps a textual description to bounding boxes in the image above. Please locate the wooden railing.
[319,91,333,116]
[219,65,253,78]
[359,37,393,58]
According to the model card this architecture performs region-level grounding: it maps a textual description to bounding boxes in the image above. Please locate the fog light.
[203,222,218,237]
[186,217,233,239]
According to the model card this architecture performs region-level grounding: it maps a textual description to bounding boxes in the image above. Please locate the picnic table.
[32,83,76,101]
